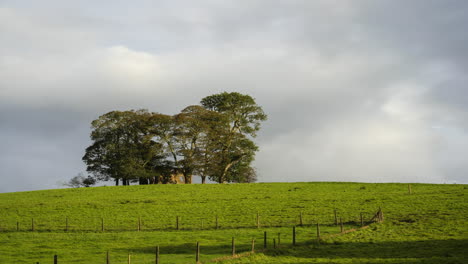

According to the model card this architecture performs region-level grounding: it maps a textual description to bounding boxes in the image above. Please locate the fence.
[28,209,384,263]
[0,208,381,233]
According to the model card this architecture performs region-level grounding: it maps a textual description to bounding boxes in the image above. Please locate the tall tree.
[82,110,163,185]
[200,92,267,183]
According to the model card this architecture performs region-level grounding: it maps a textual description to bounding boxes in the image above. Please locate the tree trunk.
[115,178,119,186]
[201,176,206,184]
[183,174,192,184]
[139,178,149,185]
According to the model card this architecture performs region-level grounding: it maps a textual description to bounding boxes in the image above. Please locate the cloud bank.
[1,1,467,192]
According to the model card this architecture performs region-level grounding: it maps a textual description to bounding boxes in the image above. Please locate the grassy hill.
[0,182,466,263]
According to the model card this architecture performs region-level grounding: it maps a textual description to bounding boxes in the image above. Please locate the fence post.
[128,253,131,264]
[316,222,320,241]
[408,184,412,195]
[16,221,19,231]
[106,251,110,264]
[292,226,296,246]
[54,255,58,264]
[156,246,159,264]
[251,238,255,253]
[138,217,141,231]
[264,231,267,249]
[232,237,235,256]
[340,217,343,233]
[256,212,260,229]
[196,242,200,263]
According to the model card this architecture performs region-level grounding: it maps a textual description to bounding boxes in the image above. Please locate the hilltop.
[0,182,466,263]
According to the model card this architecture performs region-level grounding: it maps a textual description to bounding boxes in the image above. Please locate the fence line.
[31,209,384,264]
[0,209,378,233]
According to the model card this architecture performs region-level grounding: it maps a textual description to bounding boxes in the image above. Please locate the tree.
[80,92,267,186]
[82,110,164,185]
[229,166,257,183]
[172,106,208,184]
[200,92,267,183]
[65,172,96,188]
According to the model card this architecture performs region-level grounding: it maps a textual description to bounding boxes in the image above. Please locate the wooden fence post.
[340,217,343,233]
[316,222,320,241]
[128,253,131,264]
[156,246,159,264]
[251,239,255,253]
[106,251,110,264]
[196,242,200,263]
[264,231,267,249]
[256,212,260,229]
[54,255,58,264]
[292,226,296,246]
[231,237,235,256]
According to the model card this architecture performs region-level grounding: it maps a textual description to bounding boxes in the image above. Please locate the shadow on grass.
[123,238,467,263]
[122,242,253,256]
[264,239,468,263]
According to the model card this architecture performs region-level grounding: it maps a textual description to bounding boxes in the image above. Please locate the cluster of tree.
[81,92,267,186]
[65,172,97,188]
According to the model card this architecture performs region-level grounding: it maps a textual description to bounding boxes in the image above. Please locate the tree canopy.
[82,92,267,185]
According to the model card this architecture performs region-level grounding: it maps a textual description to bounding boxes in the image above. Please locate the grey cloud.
[0,1,467,192]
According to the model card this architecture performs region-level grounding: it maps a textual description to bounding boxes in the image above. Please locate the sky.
[1,0,468,193]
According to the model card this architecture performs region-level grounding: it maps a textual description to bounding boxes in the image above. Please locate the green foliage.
[200,92,267,137]
[0,182,466,263]
[200,92,267,183]
[82,92,267,184]
[83,110,163,184]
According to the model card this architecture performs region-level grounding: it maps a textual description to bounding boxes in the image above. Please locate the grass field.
[0,182,466,263]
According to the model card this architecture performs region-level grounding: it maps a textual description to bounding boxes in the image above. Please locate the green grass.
[0,182,466,263]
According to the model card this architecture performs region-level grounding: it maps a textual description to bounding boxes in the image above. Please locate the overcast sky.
[1,0,467,193]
